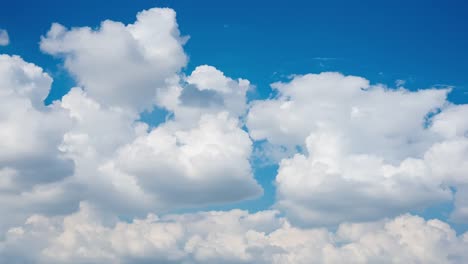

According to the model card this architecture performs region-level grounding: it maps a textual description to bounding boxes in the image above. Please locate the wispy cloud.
[0,29,9,46]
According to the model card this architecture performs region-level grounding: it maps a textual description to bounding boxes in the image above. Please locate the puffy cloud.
[0,55,74,232]
[34,7,259,216]
[274,130,466,225]
[51,68,258,214]
[105,112,262,209]
[1,205,468,263]
[0,8,260,232]
[0,29,8,46]
[40,8,187,111]
[157,65,252,127]
[247,72,468,225]
[0,55,72,194]
[430,104,468,139]
[49,79,259,216]
[247,72,448,161]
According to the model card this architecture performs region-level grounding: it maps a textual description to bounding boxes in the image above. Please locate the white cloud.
[2,204,468,264]
[247,72,468,225]
[105,112,262,209]
[31,7,259,217]
[40,8,187,111]
[156,65,252,127]
[50,78,259,216]
[274,130,468,225]
[0,29,8,46]
[0,54,75,232]
[247,72,448,160]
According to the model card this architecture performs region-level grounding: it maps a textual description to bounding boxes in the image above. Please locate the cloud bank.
[2,203,468,264]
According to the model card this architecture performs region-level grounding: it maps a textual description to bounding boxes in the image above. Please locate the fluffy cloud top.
[2,204,468,264]
[0,54,72,193]
[40,8,187,111]
[101,112,262,210]
[247,72,468,225]
[0,8,261,230]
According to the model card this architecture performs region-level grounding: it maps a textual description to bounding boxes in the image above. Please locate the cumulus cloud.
[1,204,468,264]
[0,55,74,231]
[106,112,262,208]
[52,69,259,215]
[0,8,261,231]
[40,8,187,111]
[247,72,468,225]
[161,65,252,127]
[247,72,448,160]
[274,130,468,225]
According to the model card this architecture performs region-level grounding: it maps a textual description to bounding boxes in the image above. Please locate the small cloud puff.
[0,29,9,46]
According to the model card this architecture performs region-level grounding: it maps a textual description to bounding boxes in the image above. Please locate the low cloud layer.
[2,204,468,264]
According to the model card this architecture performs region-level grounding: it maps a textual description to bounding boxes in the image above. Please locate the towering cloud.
[247,72,468,225]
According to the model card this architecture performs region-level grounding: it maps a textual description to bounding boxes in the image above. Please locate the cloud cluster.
[2,204,468,264]
[247,72,468,225]
[1,6,468,264]
[40,8,187,111]
[0,55,74,232]
[0,8,261,230]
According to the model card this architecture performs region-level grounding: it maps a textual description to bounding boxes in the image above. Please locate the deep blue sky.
[1,0,467,228]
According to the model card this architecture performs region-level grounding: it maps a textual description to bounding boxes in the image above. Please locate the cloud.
[50,73,259,216]
[0,8,260,231]
[0,29,8,46]
[99,112,262,210]
[0,55,75,230]
[53,66,259,215]
[0,60,78,248]
[40,8,187,111]
[167,65,252,126]
[247,72,468,225]
[2,204,468,263]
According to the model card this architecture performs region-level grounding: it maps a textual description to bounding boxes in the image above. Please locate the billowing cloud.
[40,8,187,111]
[162,65,252,127]
[247,72,468,225]
[0,55,75,232]
[53,71,260,214]
[107,112,262,208]
[0,55,72,192]
[247,72,448,160]
[0,8,261,231]
[2,204,468,264]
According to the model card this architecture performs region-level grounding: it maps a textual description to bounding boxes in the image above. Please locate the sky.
[1,0,468,263]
